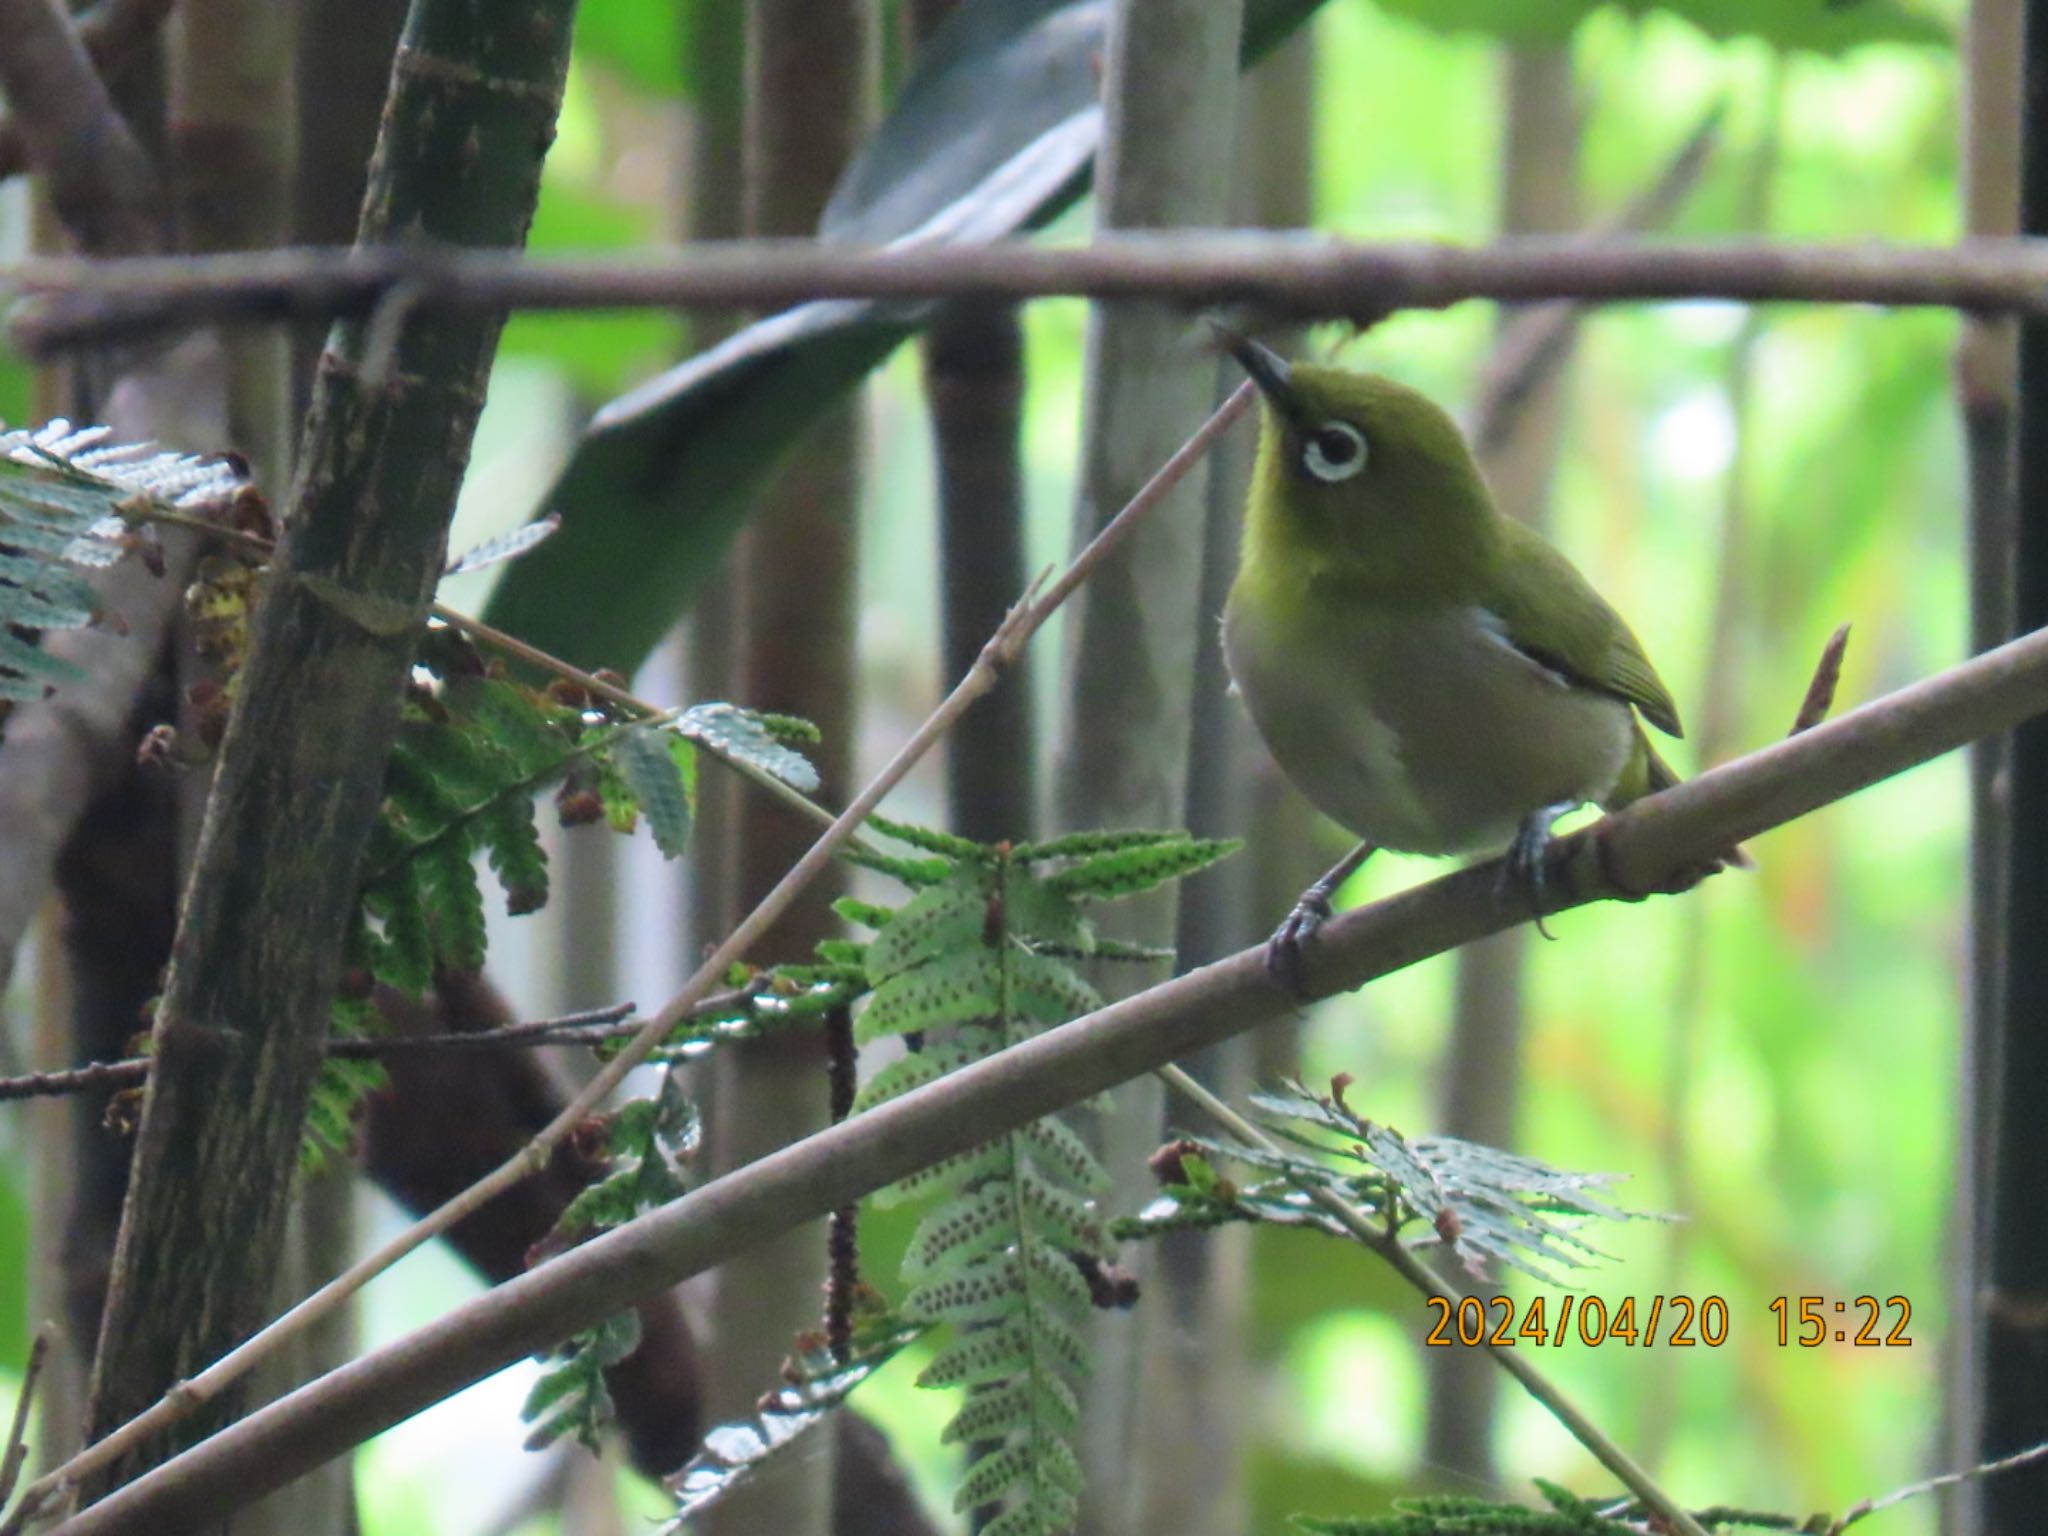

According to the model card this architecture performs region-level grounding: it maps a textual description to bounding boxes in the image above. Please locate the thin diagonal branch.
[43,564,2048,1535]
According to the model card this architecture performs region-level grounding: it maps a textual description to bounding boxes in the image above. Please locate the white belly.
[1222,594,1633,856]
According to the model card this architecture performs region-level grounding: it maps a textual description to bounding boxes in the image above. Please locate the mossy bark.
[83,0,578,1493]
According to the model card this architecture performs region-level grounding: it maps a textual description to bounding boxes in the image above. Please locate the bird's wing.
[1487,519,1685,739]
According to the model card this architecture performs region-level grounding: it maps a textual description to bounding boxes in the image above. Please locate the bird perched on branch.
[1217,332,1706,990]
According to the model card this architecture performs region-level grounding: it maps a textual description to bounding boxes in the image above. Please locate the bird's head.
[1220,331,1499,599]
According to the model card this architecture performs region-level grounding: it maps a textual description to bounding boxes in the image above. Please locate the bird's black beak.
[1210,322,1306,427]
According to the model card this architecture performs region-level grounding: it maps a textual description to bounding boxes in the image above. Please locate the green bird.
[1218,334,1693,987]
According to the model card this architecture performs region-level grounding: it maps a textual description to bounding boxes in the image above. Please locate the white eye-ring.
[1301,420,1368,483]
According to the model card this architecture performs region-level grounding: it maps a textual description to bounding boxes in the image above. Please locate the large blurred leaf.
[485,0,1331,673]
[1372,0,1949,49]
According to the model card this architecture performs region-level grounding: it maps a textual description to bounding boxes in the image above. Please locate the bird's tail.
[1616,725,1755,871]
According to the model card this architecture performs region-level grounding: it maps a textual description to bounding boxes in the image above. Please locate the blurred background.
[0,0,1995,1532]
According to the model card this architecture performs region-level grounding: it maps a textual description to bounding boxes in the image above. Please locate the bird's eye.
[1301,421,1367,483]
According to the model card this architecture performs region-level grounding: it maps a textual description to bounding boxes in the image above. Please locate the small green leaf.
[679,702,820,793]
[1043,837,1241,900]
[610,725,696,858]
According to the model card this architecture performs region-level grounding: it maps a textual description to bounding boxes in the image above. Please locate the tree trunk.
[1052,2,1244,1531]
[1977,1,2048,1527]
[82,0,577,1491]
[695,8,869,1536]
[1954,3,2021,1529]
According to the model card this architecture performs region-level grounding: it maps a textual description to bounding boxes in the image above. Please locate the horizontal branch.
[54,613,2048,1534]
[15,235,2048,352]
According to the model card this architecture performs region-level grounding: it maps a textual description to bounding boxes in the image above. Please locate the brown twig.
[1793,622,1853,734]
[26,237,2048,351]
[6,382,1255,1533]
[0,0,177,183]
[1829,1436,2048,1532]
[0,1328,52,1510]
[0,1001,682,1104]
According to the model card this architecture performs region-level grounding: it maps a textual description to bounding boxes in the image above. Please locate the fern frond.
[522,1309,641,1454]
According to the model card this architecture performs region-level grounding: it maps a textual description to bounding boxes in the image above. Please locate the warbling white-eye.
[1218,333,1691,987]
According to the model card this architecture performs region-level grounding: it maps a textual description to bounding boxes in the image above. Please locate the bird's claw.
[1265,890,1334,997]
[1499,805,1572,941]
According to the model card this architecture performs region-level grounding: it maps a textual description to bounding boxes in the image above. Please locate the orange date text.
[1422,1294,1729,1348]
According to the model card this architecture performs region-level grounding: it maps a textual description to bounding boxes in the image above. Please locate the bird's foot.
[1265,841,1376,997]
[1498,803,1578,941]
[1265,891,1333,996]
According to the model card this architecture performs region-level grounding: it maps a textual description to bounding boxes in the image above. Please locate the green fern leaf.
[1012,1173,1106,1255]
[0,549,97,629]
[903,1188,1018,1279]
[862,871,988,982]
[1018,1117,1113,1196]
[478,793,548,915]
[523,1309,642,1453]
[916,1319,1030,1390]
[609,725,696,858]
[362,863,434,996]
[415,830,486,972]
[1005,948,1101,1025]
[855,949,1004,1045]
[1043,837,1241,899]
[903,1267,1029,1329]
[866,812,989,861]
[940,1377,1079,1446]
[954,1442,1037,1514]
[1010,828,1192,861]
[883,1142,1011,1205]
[596,751,638,833]
[463,675,581,778]
[849,1031,998,1113]
[833,896,896,931]
[300,996,389,1171]
[840,845,953,887]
